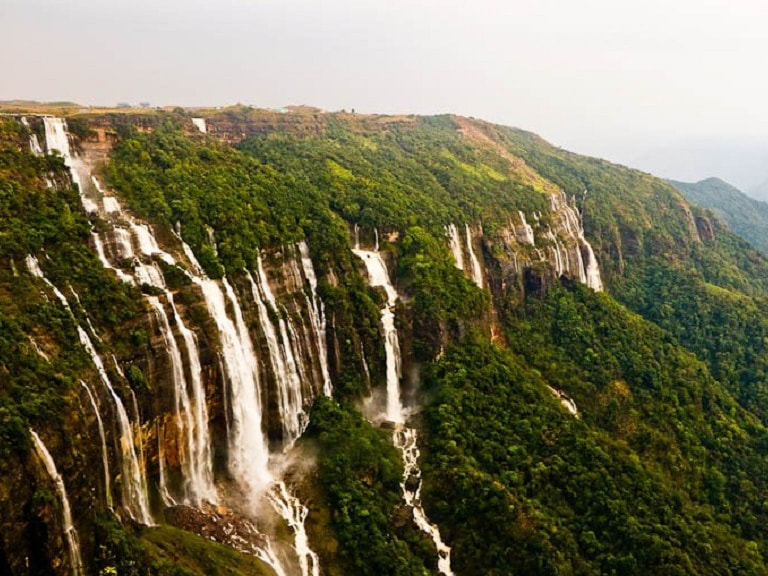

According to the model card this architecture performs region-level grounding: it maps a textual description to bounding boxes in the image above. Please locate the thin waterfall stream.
[353,234,454,575]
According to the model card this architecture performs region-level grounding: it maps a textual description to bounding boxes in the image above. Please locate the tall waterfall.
[148,295,216,504]
[181,241,272,497]
[26,255,152,524]
[77,325,153,524]
[464,224,484,289]
[353,237,454,574]
[30,431,84,576]
[81,381,113,509]
[248,261,303,446]
[42,111,222,508]
[553,192,603,292]
[43,119,323,574]
[297,241,332,397]
[351,244,403,423]
[84,181,218,506]
[42,117,98,213]
[445,224,465,271]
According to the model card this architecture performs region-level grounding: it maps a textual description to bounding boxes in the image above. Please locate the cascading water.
[29,430,84,576]
[181,241,272,498]
[42,119,321,574]
[268,481,320,576]
[78,325,153,524]
[191,118,207,134]
[297,241,332,397]
[518,211,536,245]
[248,257,304,446]
[353,236,454,574]
[552,192,603,292]
[148,295,216,504]
[42,117,99,213]
[445,224,465,271]
[396,428,454,576]
[30,133,43,156]
[168,293,216,503]
[351,243,403,423]
[465,224,484,288]
[91,231,134,285]
[81,381,113,510]
[26,254,152,523]
[547,386,579,417]
[89,206,219,505]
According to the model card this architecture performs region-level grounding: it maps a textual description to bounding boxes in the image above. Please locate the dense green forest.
[669,177,768,255]
[4,108,768,575]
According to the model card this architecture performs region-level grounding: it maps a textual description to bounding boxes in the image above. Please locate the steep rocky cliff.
[3,108,768,576]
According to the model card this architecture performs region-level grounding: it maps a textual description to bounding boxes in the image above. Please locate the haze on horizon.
[4,0,768,195]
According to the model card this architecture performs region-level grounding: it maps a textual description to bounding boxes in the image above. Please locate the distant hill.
[668,176,768,254]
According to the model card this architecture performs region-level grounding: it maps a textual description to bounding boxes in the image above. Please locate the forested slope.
[3,108,768,575]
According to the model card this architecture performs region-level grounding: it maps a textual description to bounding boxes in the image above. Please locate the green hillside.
[4,109,768,574]
[669,177,768,254]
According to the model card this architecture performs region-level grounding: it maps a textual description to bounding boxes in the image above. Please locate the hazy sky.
[4,0,768,187]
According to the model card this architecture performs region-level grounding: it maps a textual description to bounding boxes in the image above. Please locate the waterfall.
[148,296,216,504]
[353,239,454,574]
[181,241,272,498]
[42,117,99,213]
[445,224,464,271]
[248,256,304,446]
[26,254,152,523]
[30,134,43,156]
[395,428,454,576]
[191,118,207,134]
[297,241,332,397]
[81,381,113,510]
[351,245,403,423]
[77,326,153,524]
[91,231,135,285]
[29,431,84,576]
[26,255,71,310]
[268,481,320,576]
[582,242,603,292]
[43,120,317,573]
[554,192,603,292]
[547,386,579,417]
[517,211,536,245]
[169,294,216,503]
[114,227,135,260]
[464,224,484,288]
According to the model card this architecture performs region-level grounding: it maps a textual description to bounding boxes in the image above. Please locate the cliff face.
[4,108,766,576]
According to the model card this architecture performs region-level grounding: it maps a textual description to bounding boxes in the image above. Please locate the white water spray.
[297,241,332,397]
[395,428,454,576]
[464,224,484,288]
[445,224,464,271]
[268,481,320,576]
[352,245,403,423]
[81,381,113,509]
[30,430,85,576]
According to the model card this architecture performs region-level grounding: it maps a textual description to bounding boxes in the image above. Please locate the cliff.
[2,108,768,575]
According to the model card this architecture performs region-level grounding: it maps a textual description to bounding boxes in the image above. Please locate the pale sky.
[4,0,768,191]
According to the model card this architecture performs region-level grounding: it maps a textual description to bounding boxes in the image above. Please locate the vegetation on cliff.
[5,108,768,575]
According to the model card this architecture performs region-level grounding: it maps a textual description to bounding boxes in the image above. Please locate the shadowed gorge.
[2,107,768,576]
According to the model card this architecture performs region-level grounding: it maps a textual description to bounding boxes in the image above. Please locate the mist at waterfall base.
[20,114,607,576]
[37,116,326,576]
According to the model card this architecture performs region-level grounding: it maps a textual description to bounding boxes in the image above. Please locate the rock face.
[445,190,604,308]
[1,111,616,576]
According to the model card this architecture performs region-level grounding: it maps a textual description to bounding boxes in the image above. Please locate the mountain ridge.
[668,176,768,254]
